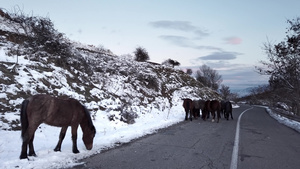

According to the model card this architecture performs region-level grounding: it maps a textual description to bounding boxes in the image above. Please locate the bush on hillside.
[134,46,149,62]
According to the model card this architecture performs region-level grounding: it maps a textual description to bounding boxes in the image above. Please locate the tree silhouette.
[134,46,149,62]
[196,64,222,91]
[256,17,300,115]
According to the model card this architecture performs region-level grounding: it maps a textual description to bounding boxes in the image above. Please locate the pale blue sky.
[1,0,300,91]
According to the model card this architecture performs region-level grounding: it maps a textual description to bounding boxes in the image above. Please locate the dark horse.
[192,99,205,118]
[222,101,233,120]
[182,98,194,121]
[19,94,96,159]
[202,100,210,120]
[202,100,221,123]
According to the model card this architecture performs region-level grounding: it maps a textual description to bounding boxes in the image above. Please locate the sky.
[1,0,300,92]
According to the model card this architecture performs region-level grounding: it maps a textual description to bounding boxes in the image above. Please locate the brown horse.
[182,98,194,121]
[202,100,221,123]
[19,94,96,159]
[210,100,221,123]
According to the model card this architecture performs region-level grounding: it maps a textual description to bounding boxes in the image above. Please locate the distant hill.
[231,87,253,97]
[0,9,220,130]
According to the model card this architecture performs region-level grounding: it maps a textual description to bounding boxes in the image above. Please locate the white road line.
[230,107,253,169]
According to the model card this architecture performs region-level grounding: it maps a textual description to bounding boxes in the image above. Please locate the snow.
[0,16,24,34]
[266,107,300,133]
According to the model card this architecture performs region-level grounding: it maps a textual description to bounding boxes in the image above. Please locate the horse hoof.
[28,152,37,157]
[20,155,28,160]
[73,149,80,154]
[212,119,215,122]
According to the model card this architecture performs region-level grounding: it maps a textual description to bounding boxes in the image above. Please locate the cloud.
[159,35,223,52]
[197,51,242,60]
[224,37,242,45]
[218,66,269,88]
[193,29,209,38]
[159,35,193,47]
[150,20,195,31]
[149,20,209,38]
[194,45,222,51]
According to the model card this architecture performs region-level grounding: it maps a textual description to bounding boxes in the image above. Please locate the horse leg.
[28,132,37,157]
[194,108,199,119]
[54,126,68,152]
[20,124,38,159]
[201,110,206,120]
[203,110,209,121]
[189,109,193,121]
[217,110,220,123]
[192,108,197,120]
[20,132,29,159]
[230,111,233,119]
[212,111,215,122]
[185,109,188,120]
[71,125,80,154]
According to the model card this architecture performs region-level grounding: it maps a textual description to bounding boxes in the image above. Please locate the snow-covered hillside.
[0,10,220,130]
[0,9,221,168]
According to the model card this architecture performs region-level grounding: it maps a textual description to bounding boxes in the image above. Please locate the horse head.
[82,125,96,150]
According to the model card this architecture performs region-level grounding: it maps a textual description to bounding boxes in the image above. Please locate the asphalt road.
[239,106,300,169]
[71,105,300,169]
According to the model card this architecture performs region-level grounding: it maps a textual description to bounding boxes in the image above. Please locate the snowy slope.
[0,10,220,168]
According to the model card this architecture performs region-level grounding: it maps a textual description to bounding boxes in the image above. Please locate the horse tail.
[20,99,29,139]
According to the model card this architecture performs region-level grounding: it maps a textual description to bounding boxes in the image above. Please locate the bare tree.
[196,64,222,91]
[256,17,300,115]
[219,84,230,100]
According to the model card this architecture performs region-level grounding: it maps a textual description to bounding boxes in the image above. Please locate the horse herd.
[182,99,233,123]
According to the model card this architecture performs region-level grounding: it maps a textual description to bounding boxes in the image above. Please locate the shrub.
[134,46,149,62]
[162,58,180,68]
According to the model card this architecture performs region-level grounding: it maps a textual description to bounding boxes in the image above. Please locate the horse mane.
[83,105,96,131]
